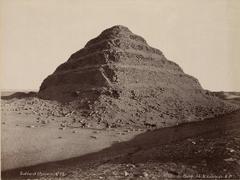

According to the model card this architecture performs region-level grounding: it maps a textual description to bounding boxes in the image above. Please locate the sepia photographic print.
[1,0,240,179]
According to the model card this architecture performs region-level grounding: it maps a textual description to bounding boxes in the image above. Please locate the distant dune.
[212,91,240,105]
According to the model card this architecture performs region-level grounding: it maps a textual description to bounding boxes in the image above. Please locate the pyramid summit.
[38,25,238,128]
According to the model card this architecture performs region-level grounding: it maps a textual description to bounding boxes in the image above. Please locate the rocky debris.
[1,97,87,130]
[142,172,149,177]
[26,125,35,128]
[41,120,48,124]
[90,136,97,139]
[123,171,129,176]
[187,138,197,145]
[224,158,237,162]
[226,148,235,153]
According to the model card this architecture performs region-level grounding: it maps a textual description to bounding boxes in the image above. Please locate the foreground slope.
[2,109,240,179]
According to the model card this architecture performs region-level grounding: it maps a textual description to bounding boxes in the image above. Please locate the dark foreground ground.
[1,92,240,179]
[2,110,240,179]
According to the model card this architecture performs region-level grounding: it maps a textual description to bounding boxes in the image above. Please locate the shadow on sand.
[2,110,240,179]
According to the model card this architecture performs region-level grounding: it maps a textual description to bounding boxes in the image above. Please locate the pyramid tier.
[55,49,183,74]
[40,63,201,102]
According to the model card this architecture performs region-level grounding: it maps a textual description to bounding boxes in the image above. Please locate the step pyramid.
[38,25,238,128]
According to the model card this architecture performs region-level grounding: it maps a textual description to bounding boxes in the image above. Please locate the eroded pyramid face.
[39,25,201,102]
[38,25,238,128]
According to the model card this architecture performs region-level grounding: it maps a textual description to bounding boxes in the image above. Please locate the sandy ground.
[1,106,141,171]
[2,110,240,179]
[1,91,240,179]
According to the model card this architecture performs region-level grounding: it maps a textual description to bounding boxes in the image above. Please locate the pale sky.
[0,0,239,91]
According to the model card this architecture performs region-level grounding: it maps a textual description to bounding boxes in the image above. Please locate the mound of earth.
[38,25,239,129]
[1,91,37,100]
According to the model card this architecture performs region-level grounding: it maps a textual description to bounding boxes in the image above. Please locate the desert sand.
[1,92,141,171]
